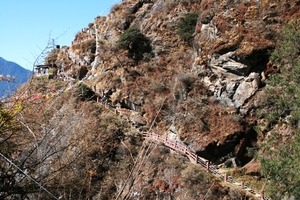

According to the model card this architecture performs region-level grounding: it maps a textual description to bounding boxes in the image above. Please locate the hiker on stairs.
[101,90,108,103]
[101,89,112,104]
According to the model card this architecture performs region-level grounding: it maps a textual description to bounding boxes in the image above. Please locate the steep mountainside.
[0,57,31,97]
[55,0,300,164]
[2,0,300,199]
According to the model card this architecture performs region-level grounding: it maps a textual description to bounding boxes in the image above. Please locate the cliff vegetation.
[1,0,300,199]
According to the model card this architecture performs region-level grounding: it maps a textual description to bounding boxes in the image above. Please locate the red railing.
[142,132,269,200]
[18,78,269,200]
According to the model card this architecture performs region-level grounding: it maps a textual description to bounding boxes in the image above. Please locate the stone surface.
[233,72,261,108]
[40,2,300,197]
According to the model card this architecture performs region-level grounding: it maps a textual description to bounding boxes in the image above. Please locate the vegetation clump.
[262,21,300,128]
[258,21,300,199]
[176,12,198,44]
[117,26,151,63]
[75,83,96,101]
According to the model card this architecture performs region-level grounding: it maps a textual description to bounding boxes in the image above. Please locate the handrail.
[142,132,270,200]
[14,73,270,199]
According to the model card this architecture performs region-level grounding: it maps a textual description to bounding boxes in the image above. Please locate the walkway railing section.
[142,132,270,200]
[13,73,270,200]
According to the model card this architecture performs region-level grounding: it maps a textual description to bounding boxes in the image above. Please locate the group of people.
[94,85,112,104]
[0,74,16,82]
[36,67,47,75]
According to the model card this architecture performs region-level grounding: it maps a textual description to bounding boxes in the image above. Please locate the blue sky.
[0,0,121,70]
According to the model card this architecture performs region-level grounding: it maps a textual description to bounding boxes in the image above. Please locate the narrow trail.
[95,96,270,199]
[141,132,269,200]
[9,72,270,199]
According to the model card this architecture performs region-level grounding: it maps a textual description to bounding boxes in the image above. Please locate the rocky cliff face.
[16,0,299,199]
[54,0,300,162]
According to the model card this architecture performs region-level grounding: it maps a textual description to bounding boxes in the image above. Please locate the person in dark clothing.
[101,90,108,103]
[101,89,113,104]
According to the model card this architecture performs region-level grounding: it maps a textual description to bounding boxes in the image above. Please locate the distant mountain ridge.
[0,57,31,97]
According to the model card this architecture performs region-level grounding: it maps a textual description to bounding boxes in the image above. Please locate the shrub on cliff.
[259,21,300,199]
[75,83,96,101]
[259,132,300,199]
[176,12,198,44]
[270,21,300,66]
[117,26,151,63]
[0,104,16,154]
[263,21,300,128]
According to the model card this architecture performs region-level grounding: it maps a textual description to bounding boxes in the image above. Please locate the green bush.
[75,84,96,101]
[117,26,151,63]
[258,21,300,199]
[176,12,198,44]
[259,132,300,199]
[262,21,300,128]
[270,21,300,66]
[179,74,197,92]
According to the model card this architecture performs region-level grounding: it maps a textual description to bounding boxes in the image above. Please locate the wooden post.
[164,138,167,144]
[206,161,210,172]
[224,173,227,182]
[260,191,264,199]
[183,147,187,154]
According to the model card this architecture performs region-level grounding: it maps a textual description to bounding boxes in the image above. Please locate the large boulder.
[210,51,251,76]
[233,72,261,108]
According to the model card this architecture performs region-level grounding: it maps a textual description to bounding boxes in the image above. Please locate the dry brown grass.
[215,15,231,33]
[45,48,59,65]
[71,39,96,54]
[110,3,121,13]
[230,166,266,195]
[201,0,215,11]
[74,31,90,42]
[15,78,144,199]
